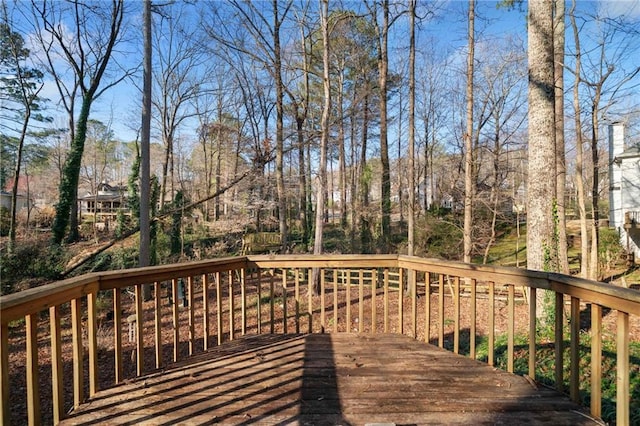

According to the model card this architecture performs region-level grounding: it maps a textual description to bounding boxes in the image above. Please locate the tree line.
[1,0,639,282]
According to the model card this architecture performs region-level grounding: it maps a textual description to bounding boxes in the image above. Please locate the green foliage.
[0,206,9,236]
[414,212,463,260]
[476,328,640,425]
[0,240,64,295]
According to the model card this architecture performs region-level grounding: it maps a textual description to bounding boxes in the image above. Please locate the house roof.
[618,144,640,159]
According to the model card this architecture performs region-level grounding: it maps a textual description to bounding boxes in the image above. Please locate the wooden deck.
[60,334,601,425]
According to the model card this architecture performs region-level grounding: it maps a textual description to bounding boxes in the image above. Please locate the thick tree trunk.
[273,0,288,250]
[463,0,475,264]
[53,96,93,244]
[527,0,556,273]
[378,0,391,247]
[408,0,416,257]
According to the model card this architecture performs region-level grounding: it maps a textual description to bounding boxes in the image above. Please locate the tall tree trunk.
[312,0,330,294]
[554,0,569,274]
[570,0,589,278]
[527,0,556,273]
[463,0,475,264]
[140,0,152,300]
[338,70,347,229]
[53,96,92,244]
[273,0,288,249]
[378,0,391,247]
[8,108,31,253]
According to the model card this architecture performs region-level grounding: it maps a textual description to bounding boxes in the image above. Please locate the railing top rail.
[246,253,399,269]
[2,253,639,324]
[0,256,248,324]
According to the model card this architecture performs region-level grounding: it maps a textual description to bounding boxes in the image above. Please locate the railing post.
[282,270,288,334]
[617,311,630,425]
[383,268,389,333]
[321,269,326,332]
[295,268,300,334]
[371,269,377,334]
[216,272,222,345]
[257,269,262,335]
[411,269,417,339]
[398,268,404,335]
[229,270,235,340]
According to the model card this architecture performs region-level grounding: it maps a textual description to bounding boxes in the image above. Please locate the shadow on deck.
[61,333,601,425]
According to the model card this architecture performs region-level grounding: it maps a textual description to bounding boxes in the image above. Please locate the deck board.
[61,333,601,425]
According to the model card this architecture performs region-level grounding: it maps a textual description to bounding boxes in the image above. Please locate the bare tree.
[30,0,131,244]
[463,0,475,263]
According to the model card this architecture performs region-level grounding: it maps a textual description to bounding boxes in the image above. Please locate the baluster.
[398,268,404,335]
[282,269,288,334]
[241,269,246,336]
[154,282,162,367]
[384,268,389,333]
[88,291,99,394]
[358,269,364,333]
[590,303,602,418]
[229,271,235,341]
[371,269,377,334]
[346,270,351,332]
[555,293,564,392]
[216,272,222,346]
[529,288,537,381]
[172,279,179,362]
[507,284,514,373]
[113,288,122,383]
[1,323,9,425]
[26,313,40,425]
[321,269,326,332]
[570,296,580,402]
[454,276,460,354]
[411,269,417,339]
[424,273,431,343]
[617,311,630,424]
[256,269,262,334]
[71,297,84,407]
[488,281,495,366]
[134,285,144,376]
[470,278,476,359]
[438,274,444,348]
[202,275,210,351]
[295,268,300,333]
[333,269,339,333]
[270,270,275,334]
[188,277,195,355]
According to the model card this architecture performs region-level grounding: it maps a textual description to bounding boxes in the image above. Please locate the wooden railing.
[1,254,638,425]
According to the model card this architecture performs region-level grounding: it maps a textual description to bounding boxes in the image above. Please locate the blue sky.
[12,0,640,146]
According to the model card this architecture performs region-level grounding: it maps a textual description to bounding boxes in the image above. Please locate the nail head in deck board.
[60,333,601,425]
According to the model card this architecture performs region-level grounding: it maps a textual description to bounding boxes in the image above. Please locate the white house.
[608,122,640,262]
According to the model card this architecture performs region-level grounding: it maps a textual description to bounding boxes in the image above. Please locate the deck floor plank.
[61,333,601,425]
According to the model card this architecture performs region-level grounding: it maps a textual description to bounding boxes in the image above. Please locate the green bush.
[1,240,64,295]
[0,207,9,237]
